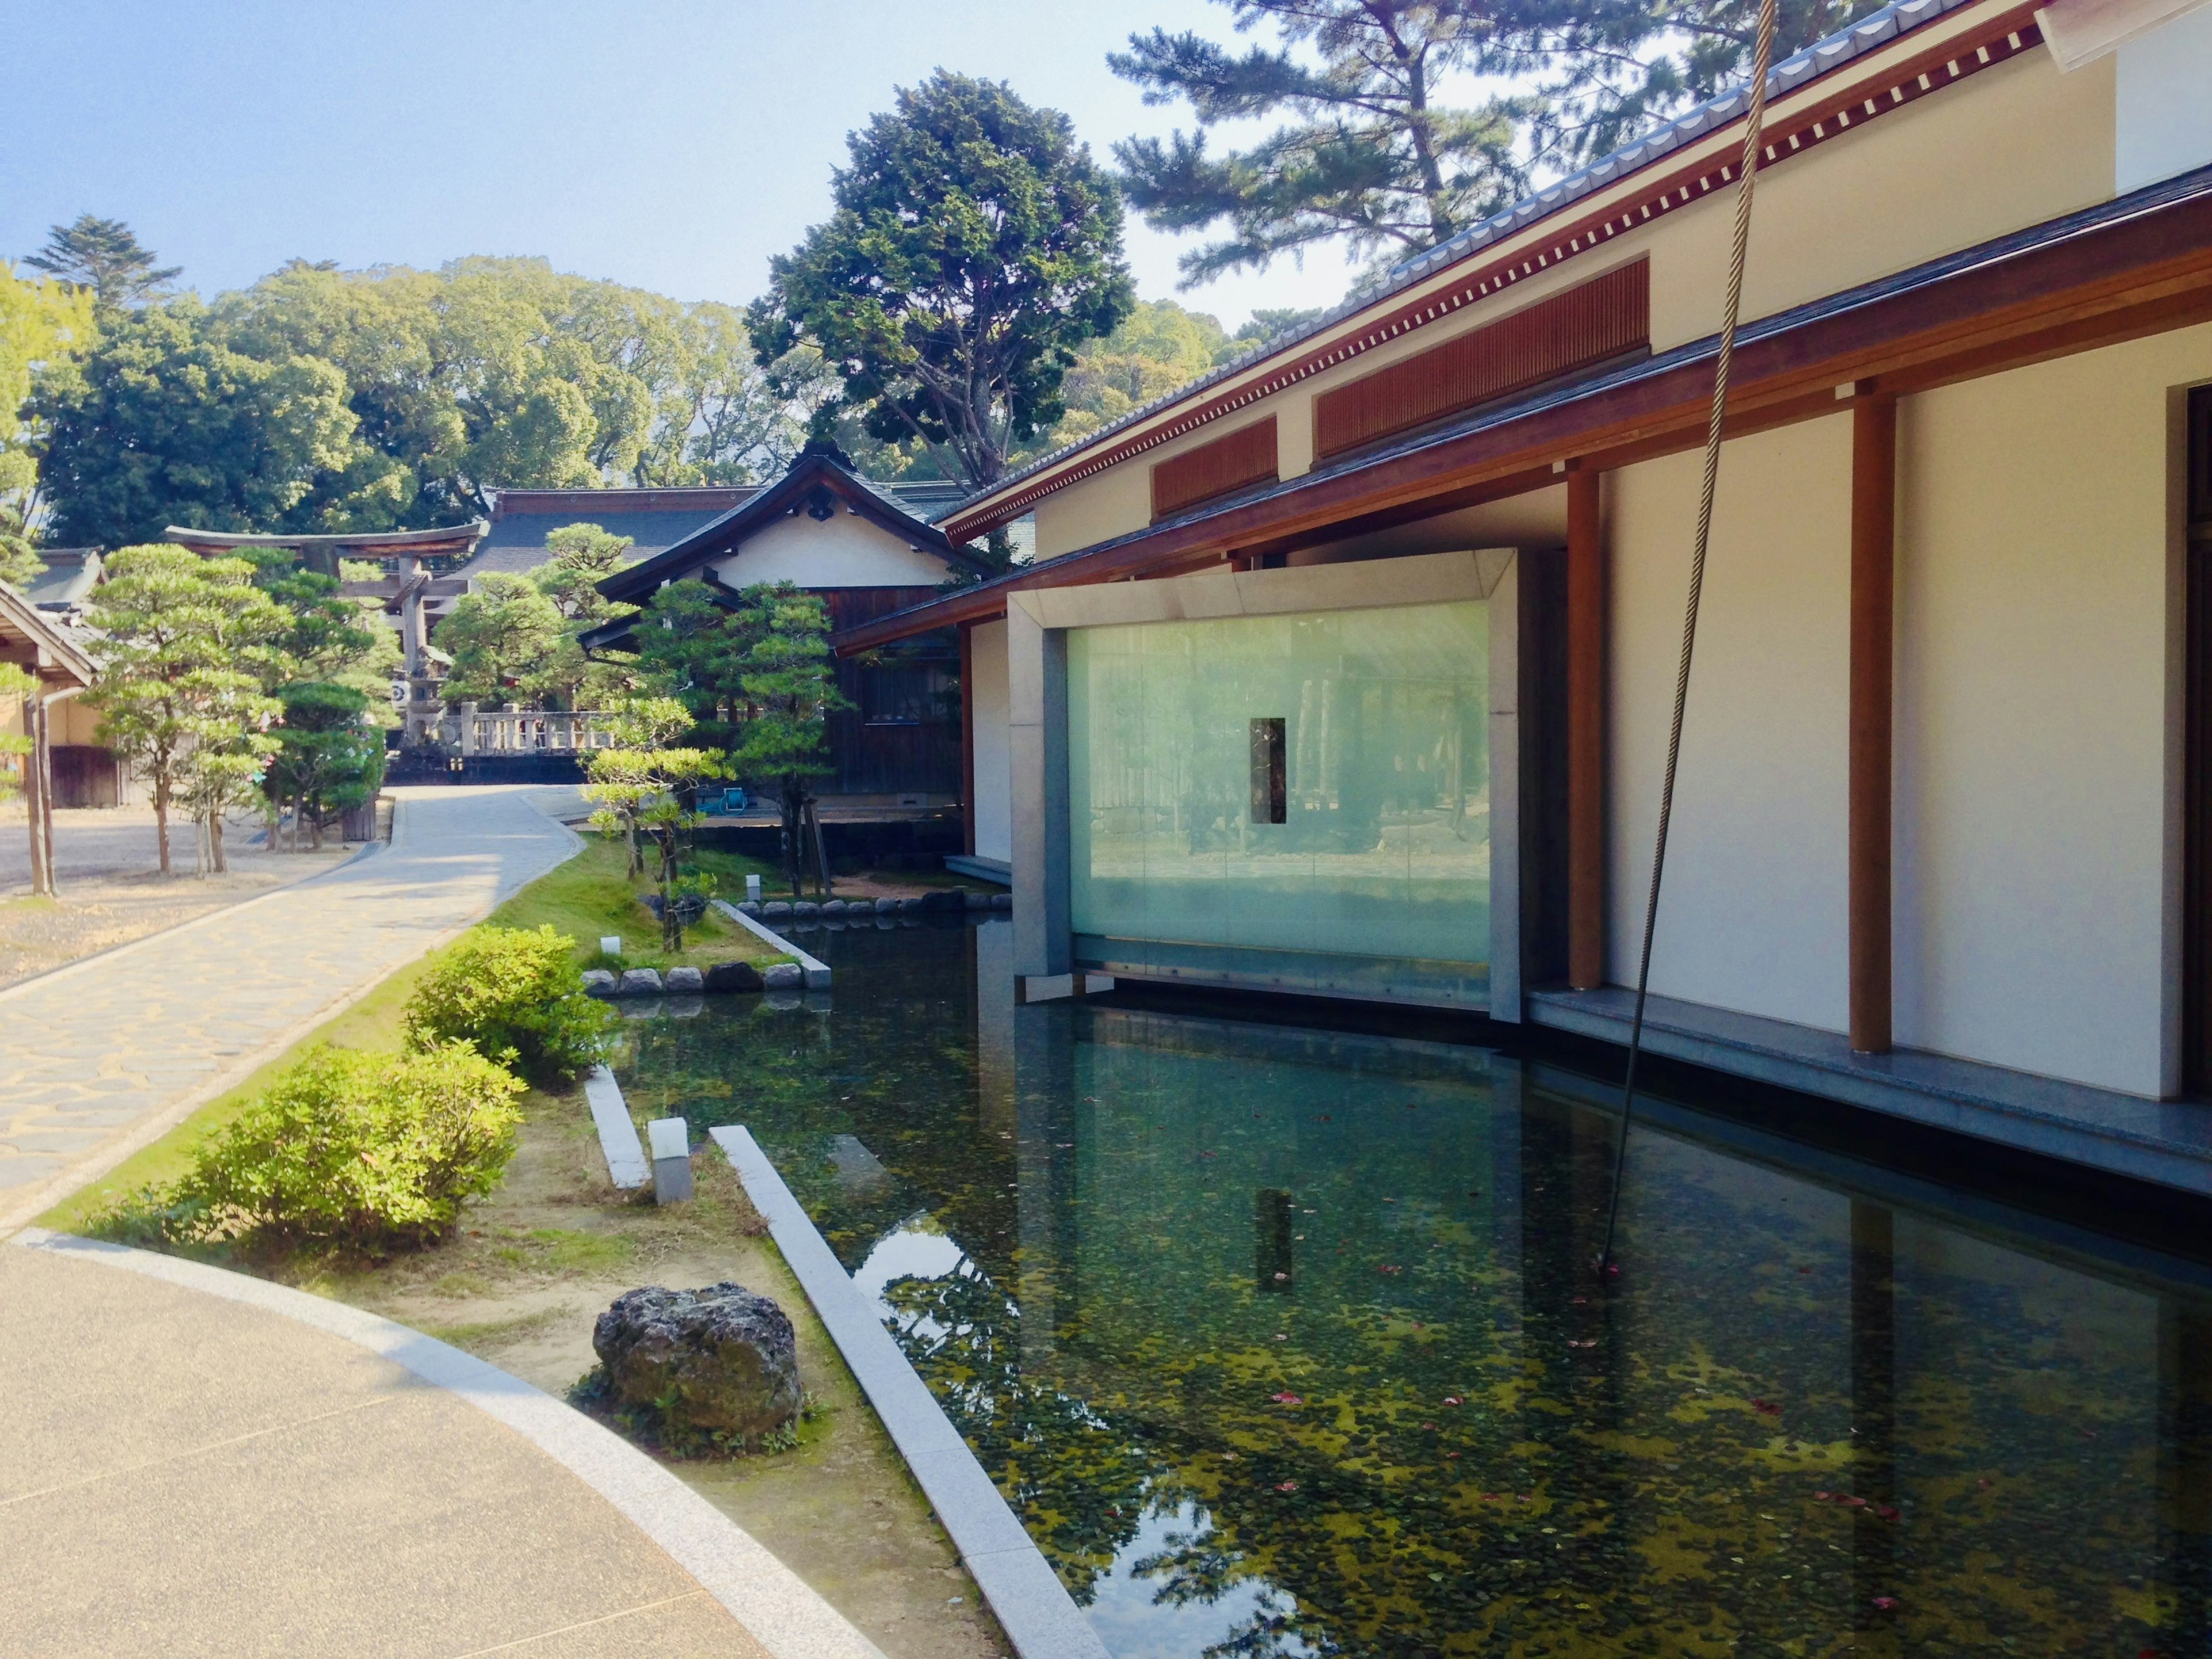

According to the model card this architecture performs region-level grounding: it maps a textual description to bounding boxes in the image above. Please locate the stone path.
[0,786,582,1230]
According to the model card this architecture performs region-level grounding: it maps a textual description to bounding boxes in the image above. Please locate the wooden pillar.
[1850,396,1897,1054]
[1567,467,1606,990]
[29,692,55,897]
[959,621,977,856]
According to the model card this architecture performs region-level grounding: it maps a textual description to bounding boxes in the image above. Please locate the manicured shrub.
[91,1042,525,1251]
[403,924,615,1084]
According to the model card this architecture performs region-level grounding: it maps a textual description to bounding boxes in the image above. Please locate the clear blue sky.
[1,0,1363,331]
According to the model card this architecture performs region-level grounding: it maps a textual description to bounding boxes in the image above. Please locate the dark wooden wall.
[1152,416,1280,521]
[818,588,963,797]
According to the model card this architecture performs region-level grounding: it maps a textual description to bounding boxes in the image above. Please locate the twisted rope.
[1599,0,1780,1278]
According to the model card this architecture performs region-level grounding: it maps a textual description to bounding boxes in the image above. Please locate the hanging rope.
[1598,0,1780,1279]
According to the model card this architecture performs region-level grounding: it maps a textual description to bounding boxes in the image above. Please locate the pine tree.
[84,546,287,874]
[23,215,180,313]
[1111,2,1527,285]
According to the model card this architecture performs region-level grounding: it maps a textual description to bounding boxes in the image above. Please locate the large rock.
[763,962,804,990]
[703,959,763,994]
[662,965,704,994]
[592,1283,801,1439]
[618,967,663,997]
[762,900,792,919]
[873,896,897,915]
[919,888,964,914]
[581,969,618,998]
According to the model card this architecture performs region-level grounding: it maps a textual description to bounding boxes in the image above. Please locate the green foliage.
[1047,298,1243,446]
[402,924,616,1085]
[748,71,1134,490]
[0,662,34,804]
[582,698,729,946]
[0,260,94,586]
[84,544,289,874]
[438,571,568,706]
[1112,2,1528,285]
[87,1041,525,1252]
[33,299,360,548]
[22,215,180,314]
[264,681,387,850]
[532,521,640,707]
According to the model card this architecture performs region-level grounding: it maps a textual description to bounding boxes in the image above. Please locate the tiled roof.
[945,0,1983,522]
[20,548,101,609]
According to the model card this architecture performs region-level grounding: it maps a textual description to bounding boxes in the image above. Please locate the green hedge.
[402,925,615,1085]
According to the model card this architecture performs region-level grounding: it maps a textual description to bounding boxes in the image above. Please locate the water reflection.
[615,916,2212,1658]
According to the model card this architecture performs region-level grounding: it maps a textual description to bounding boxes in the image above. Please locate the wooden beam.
[1850,396,1897,1054]
[1567,467,1605,990]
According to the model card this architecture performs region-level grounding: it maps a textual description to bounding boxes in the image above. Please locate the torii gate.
[164,521,487,745]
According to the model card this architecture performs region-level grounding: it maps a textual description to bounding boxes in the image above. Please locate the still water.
[615,915,2212,1659]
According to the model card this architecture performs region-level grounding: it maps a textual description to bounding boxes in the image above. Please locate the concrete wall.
[1889,325,2212,1097]
[707,512,955,588]
[971,618,1013,863]
[1028,25,2115,563]
[1605,415,1854,1035]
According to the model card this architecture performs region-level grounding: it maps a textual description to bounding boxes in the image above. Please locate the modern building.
[584,448,998,803]
[836,0,2212,1192]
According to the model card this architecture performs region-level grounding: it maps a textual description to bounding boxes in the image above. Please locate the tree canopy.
[0,262,92,588]
[749,71,1135,491]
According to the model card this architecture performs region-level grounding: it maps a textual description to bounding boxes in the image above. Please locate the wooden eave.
[938,0,2043,544]
[595,453,990,609]
[835,161,2212,655]
[0,582,96,689]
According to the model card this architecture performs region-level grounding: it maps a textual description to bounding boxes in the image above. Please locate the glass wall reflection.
[1067,601,1492,1000]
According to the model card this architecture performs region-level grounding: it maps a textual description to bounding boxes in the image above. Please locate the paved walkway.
[0,786,582,1230]
[1,1233,877,1658]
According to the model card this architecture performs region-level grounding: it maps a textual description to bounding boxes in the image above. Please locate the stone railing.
[441,704,614,757]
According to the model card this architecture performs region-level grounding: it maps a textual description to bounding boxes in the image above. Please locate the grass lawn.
[37,836,1011,1659]
[488,833,789,973]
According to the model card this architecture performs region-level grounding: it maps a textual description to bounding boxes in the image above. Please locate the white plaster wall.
[1605,416,1854,1033]
[2116,2,2212,192]
[971,618,1013,864]
[707,512,955,588]
[1892,327,2212,1097]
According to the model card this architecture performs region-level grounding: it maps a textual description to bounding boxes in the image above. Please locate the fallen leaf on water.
[1871,1597,1900,1612]
[1752,1399,1783,1417]
[1271,1392,1304,1406]
[1443,1396,1463,1407]
[1978,1477,1994,1489]
[1276,1480,1299,1493]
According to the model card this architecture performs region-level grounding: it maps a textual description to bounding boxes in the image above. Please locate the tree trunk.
[153,772,172,876]
[779,777,805,897]
[658,830,682,952]
[210,811,227,874]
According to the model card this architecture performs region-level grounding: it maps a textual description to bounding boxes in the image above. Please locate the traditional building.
[584,448,997,803]
[838,0,2212,1192]
[2,581,97,885]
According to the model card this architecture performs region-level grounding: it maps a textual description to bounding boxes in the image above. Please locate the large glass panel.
[1067,599,1490,995]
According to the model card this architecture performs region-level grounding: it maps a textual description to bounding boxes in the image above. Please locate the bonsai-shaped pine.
[263,682,387,851]
[722,584,848,900]
[582,697,727,951]
[84,545,289,874]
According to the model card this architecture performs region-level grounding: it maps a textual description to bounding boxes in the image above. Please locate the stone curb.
[584,1065,649,1190]
[8,1228,887,1659]
[0,789,587,1238]
[710,1126,1109,1659]
[712,899,831,989]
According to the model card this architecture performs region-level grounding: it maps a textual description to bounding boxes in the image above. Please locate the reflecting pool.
[615,915,2212,1658]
